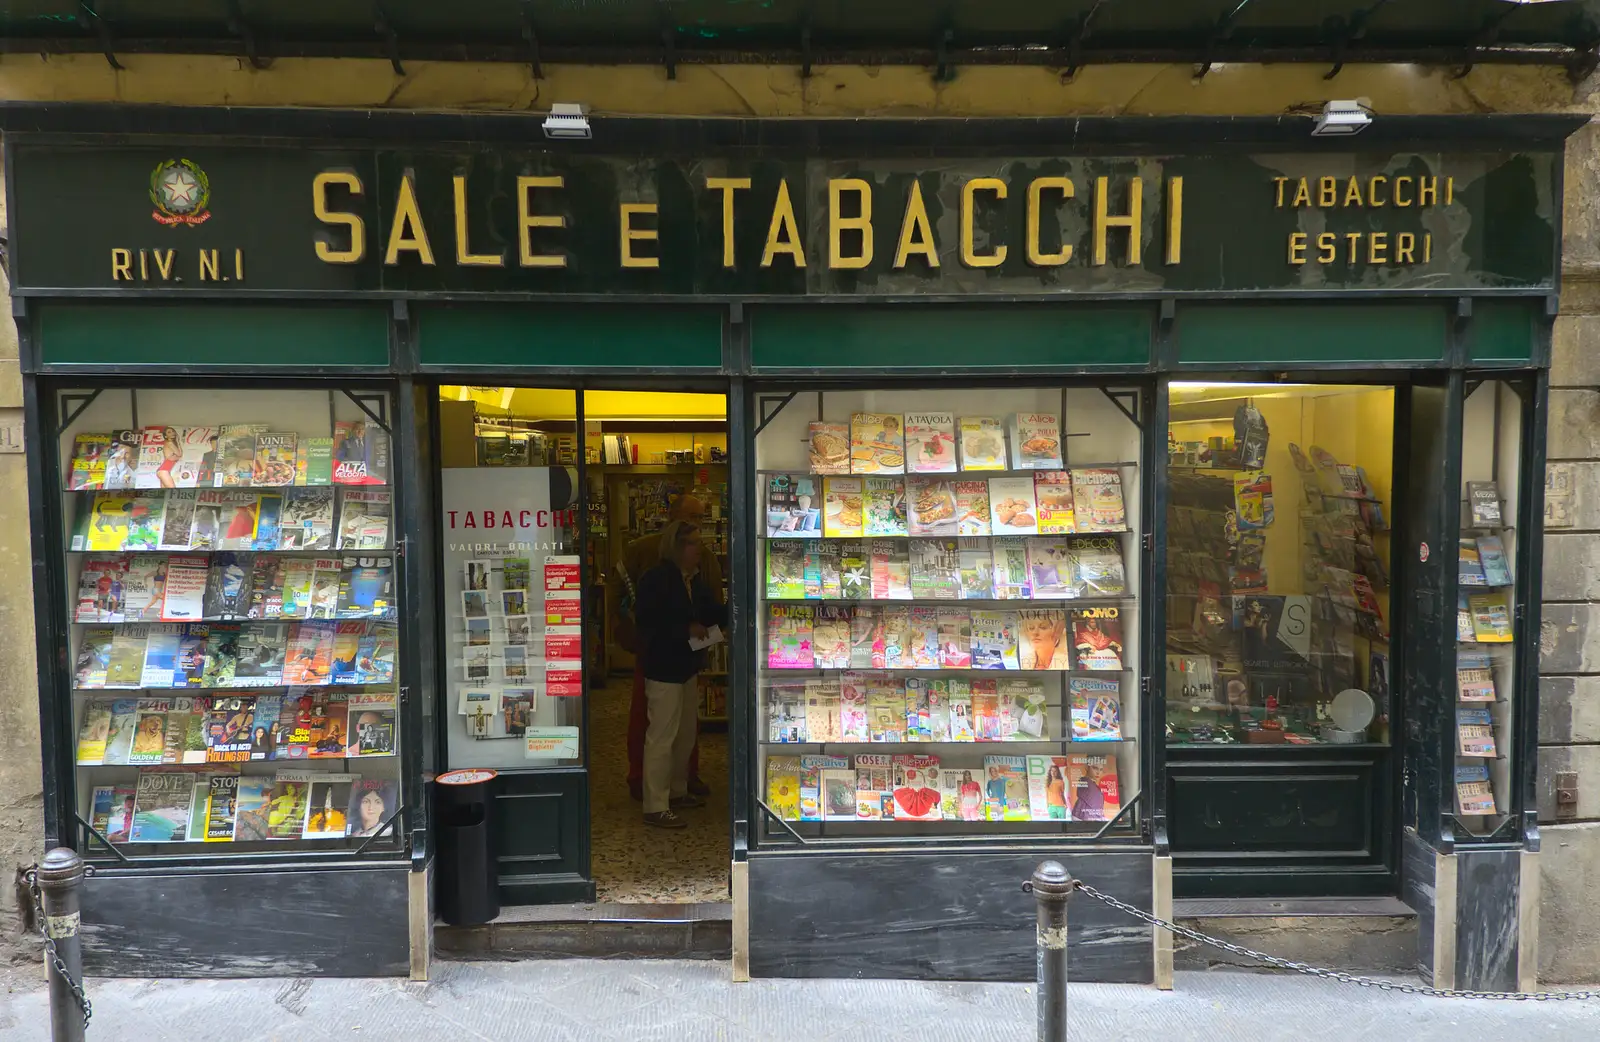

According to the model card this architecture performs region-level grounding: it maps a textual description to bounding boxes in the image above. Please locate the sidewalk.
[2,959,1597,1042]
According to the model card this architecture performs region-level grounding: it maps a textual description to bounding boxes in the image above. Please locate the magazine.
[958,416,1006,471]
[988,476,1039,536]
[869,540,912,600]
[232,777,273,841]
[765,541,806,600]
[123,492,167,551]
[75,700,115,764]
[909,538,962,600]
[1027,538,1080,599]
[1455,764,1497,816]
[1009,413,1063,470]
[130,769,197,842]
[821,764,859,821]
[803,678,840,744]
[215,424,266,487]
[799,753,849,821]
[1477,535,1512,586]
[306,691,351,758]
[348,692,397,756]
[1066,753,1121,821]
[957,538,994,598]
[942,765,983,821]
[1468,592,1513,643]
[925,680,952,740]
[172,426,218,488]
[85,493,136,552]
[1071,468,1127,532]
[803,542,841,599]
[1456,649,1497,702]
[991,536,1033,599]
[159,554,209,621]
[1457,708,1496,756]
[867,676,906,742]
[1033,472,1076,535]
[839,672,869,741]
[971,679,1003,740]
[904,677,932,739]
[766,604,815,668]
[1458,538,1487,587]
[1070,607,1124,670]
[346,778,398,837]
[1027,756,1073,821]
[891,754,944,820]
[847,607,879,668]
[1017,608,1069,669]
[158,490,198,550]
[854,753,895,819]
[765,474,821,537]
[907,608,941,670]
[766,755,801,820]
[216,492,262,550]
[813,606,852,669]
[1467,481,1502,528]
[982,755,1030,821]
[283,622,336,685]
[808,421,851,475]
[337,557,396,619]
[970,610,1020,670]
[332,420,390,485]
[850,413,905,475]
[1070,676,1123,741]
[938,611,973,668]
[107,626,149,688]
[304,773,358,839]
[875,606,909,668]
[838,540,870,600]
[337,489,392,550]
[863,477,908,537]
[72,626,114,688]
[138,623,182,687]
[253,433,298,486]
[301,437,335,487]
[202,694,255,763]
[188,490,227,550]
[75,557,128,623]
[1072,536,1128,596]
[1002,677,1049,739]
[822,477,865,538]
[202,774,240,841]
[279,488,336,550]
[68,433,112,491]
[904,413,957,474]
[906,476,959,537]
[767,681,807,742]
[266,770,314,839]
[947,679,975,741]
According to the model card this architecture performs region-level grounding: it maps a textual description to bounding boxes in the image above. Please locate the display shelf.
[59,385,407,858]
[758,530,1133,541]
[756,462,1138,479]
[764,597,1135,607]
[763,739,1136,747]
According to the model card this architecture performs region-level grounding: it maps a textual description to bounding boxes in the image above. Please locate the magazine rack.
[1450,379,1528,841]
[751,385,1145,843]
[55,384,409,860]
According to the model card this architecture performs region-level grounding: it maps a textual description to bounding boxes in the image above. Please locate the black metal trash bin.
[434,768,500,926]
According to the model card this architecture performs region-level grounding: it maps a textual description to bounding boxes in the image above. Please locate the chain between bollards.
[1023,860,1077,1042]
[26,847,92,1042]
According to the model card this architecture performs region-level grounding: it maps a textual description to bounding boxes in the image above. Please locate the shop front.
[2,107,1577,988]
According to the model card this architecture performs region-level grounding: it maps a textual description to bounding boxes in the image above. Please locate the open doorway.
[437,385,730,906]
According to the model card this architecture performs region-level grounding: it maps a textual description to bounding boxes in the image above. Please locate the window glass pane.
[754,385,1143,842]
[61,386,405,856]
[438,386,583,769]
[1165,383,1394,747]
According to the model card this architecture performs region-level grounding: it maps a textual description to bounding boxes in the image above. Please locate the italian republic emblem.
[150,159,212,226]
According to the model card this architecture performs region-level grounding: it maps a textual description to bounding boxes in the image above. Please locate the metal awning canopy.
[3,1,1599,78]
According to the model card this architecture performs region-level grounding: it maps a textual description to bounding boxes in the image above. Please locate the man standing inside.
[609,494,722,801]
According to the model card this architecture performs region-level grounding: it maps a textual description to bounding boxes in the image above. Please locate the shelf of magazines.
[59,398,406,857]
[1452,478,1518,837]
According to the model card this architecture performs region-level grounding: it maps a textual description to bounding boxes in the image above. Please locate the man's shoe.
[688,777,711,797]
[670,793,706,810]
[643,810,687,829]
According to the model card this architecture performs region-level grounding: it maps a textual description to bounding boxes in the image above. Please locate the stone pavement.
[1,959,1598,1042]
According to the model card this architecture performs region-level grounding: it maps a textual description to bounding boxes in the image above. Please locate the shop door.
[1164,381,1406,898]
[436,387,592,904]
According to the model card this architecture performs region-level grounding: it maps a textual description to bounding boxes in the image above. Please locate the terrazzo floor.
[588,674,731,903]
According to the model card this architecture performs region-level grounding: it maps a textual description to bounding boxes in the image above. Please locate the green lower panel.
[1177,304,1446,366]
[1467,301,1537,364]
[39,303,391,367]
[750,306,1151,369]
[417,305,723,369]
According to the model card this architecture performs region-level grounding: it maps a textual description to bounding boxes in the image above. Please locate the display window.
[752,385,1143,839]
[58,385,406,856]
[1164,382,1395,749]
[1453,379,1526,835]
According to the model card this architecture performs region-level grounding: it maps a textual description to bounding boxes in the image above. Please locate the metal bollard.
[1026,860,1076,1042]
[32,847,91,1042]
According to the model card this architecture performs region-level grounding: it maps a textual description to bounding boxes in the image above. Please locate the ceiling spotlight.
[543,103,591,140]
[1312,100,1373,137]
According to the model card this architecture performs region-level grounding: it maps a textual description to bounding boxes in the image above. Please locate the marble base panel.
[1454,847,1519,992]
[748,848,1154,983]
[81,863,412,977]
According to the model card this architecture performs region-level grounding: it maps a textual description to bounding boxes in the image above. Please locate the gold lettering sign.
[1282,170,1452,268]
